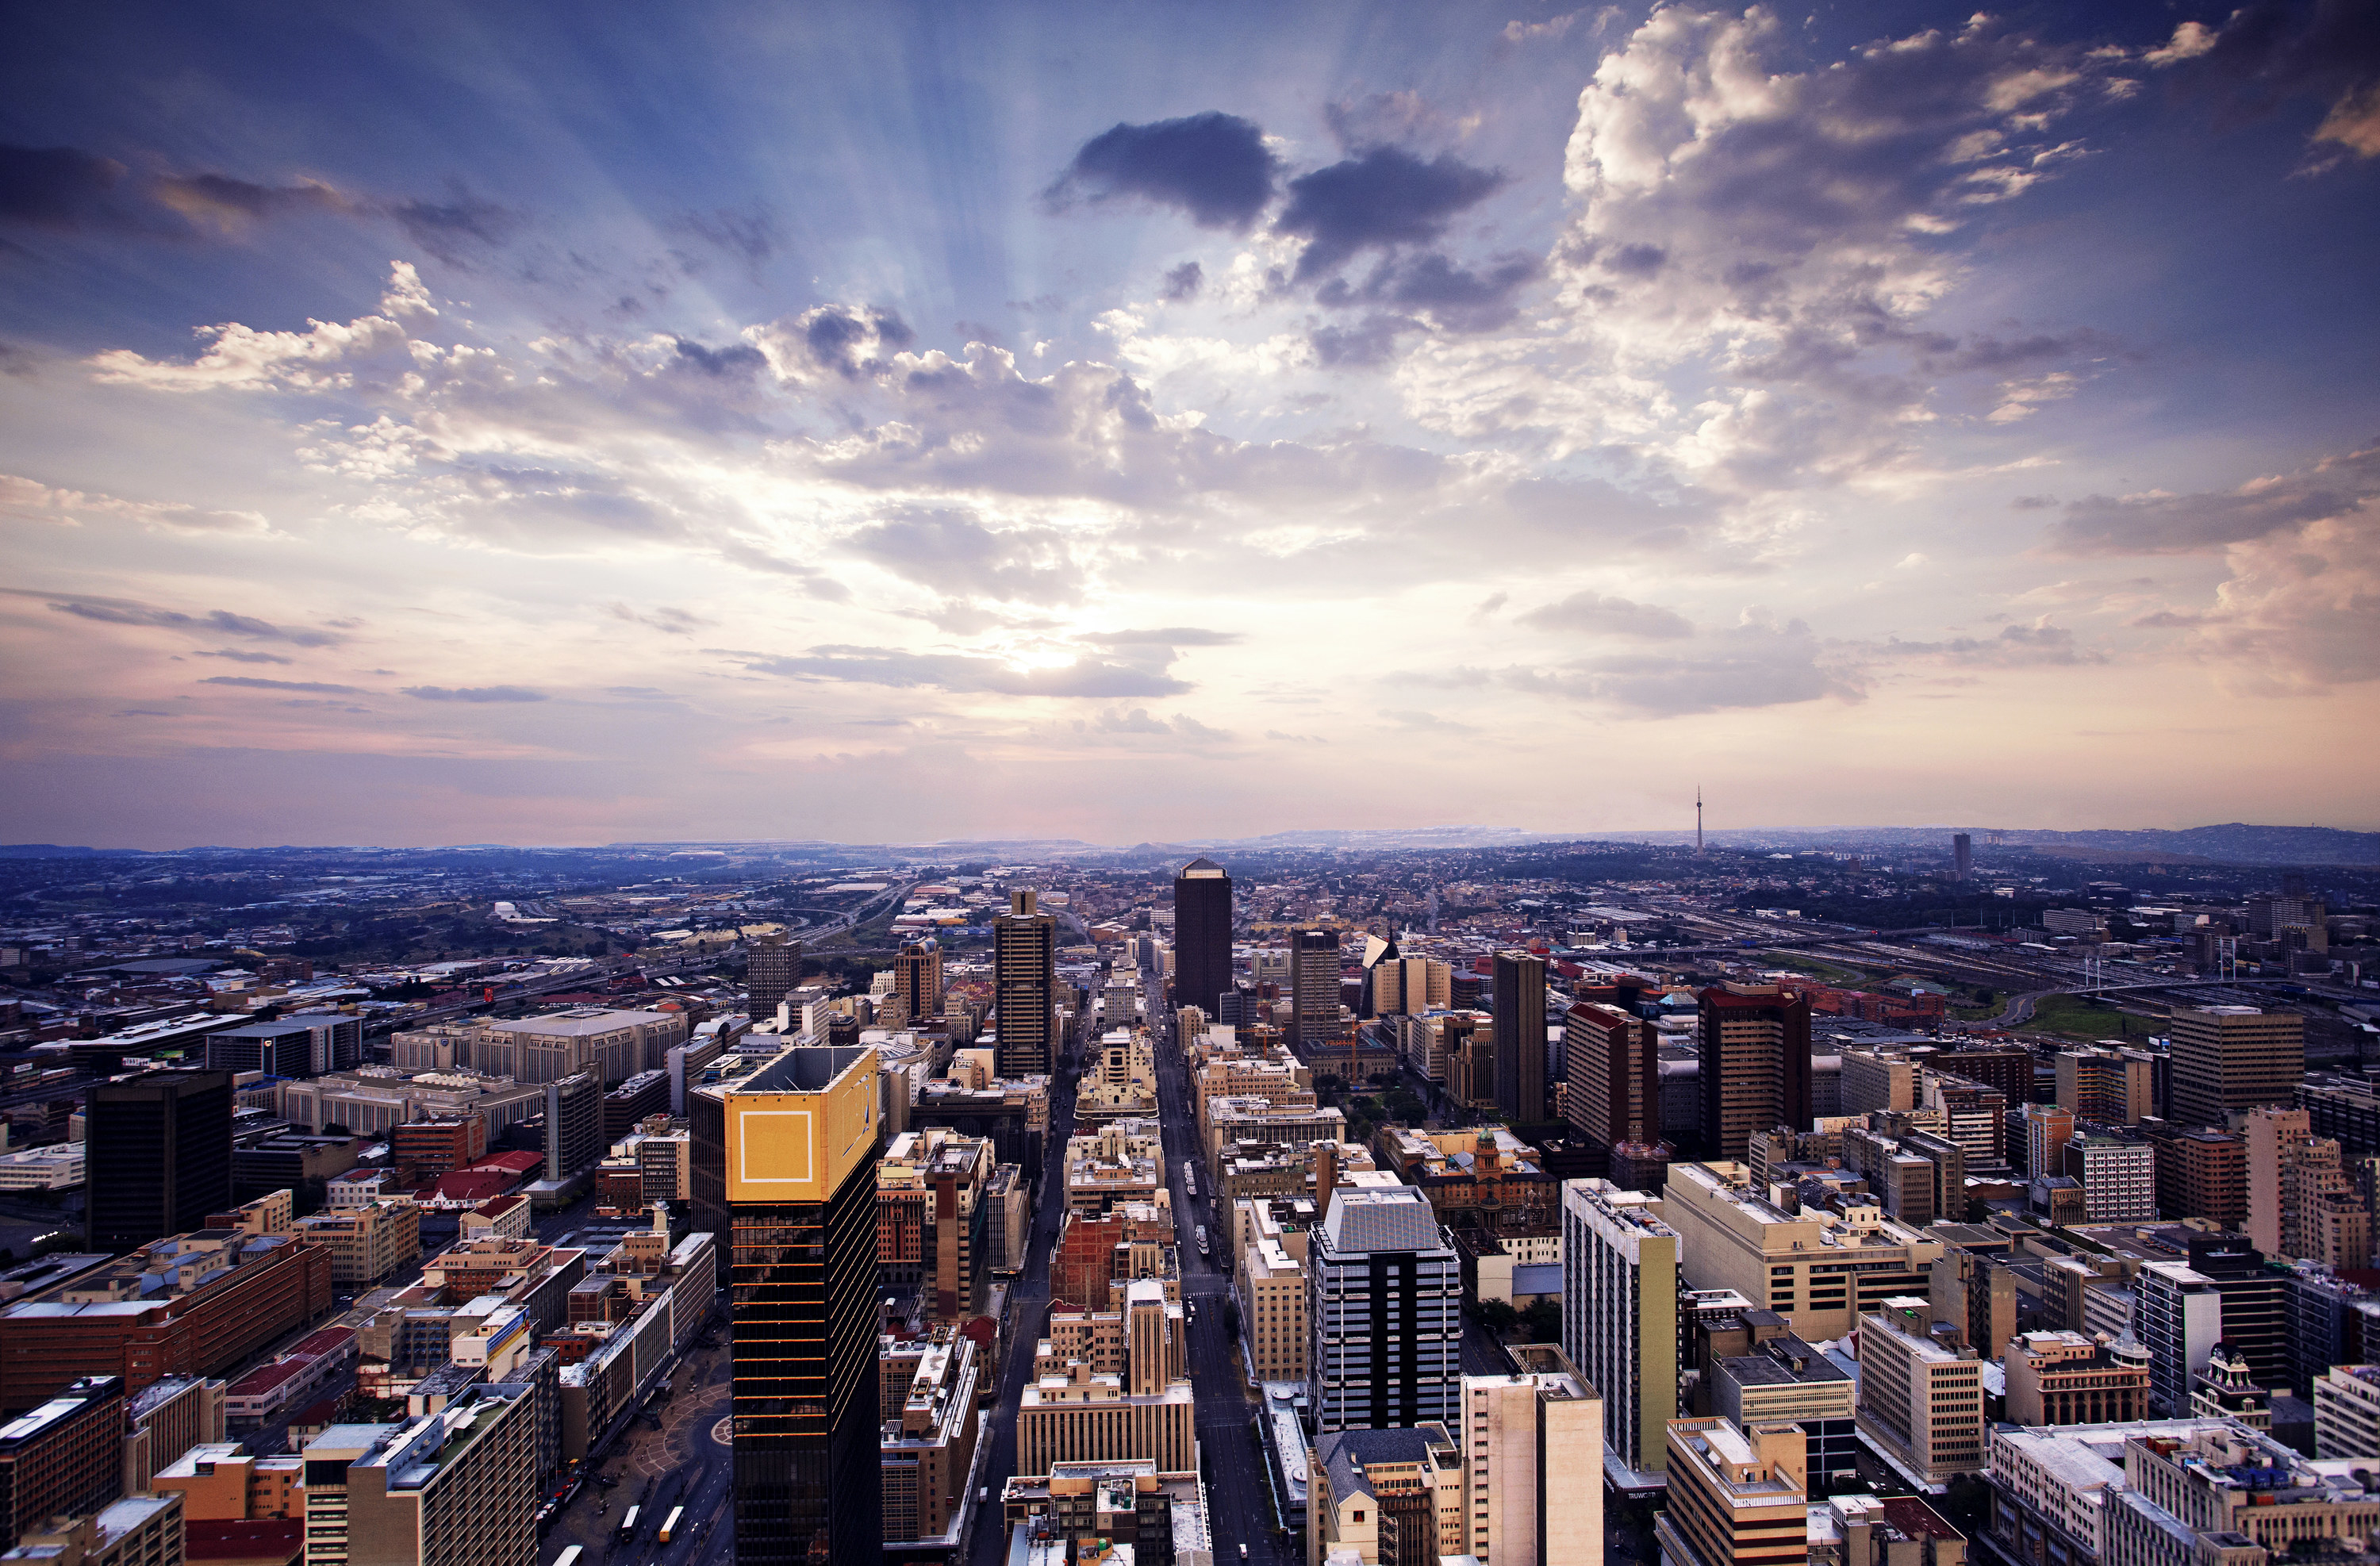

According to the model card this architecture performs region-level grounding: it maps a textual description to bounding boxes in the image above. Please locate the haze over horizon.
[5,2,2377,847]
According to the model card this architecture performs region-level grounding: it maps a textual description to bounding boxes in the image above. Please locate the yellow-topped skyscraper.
[691,1044,882,1566]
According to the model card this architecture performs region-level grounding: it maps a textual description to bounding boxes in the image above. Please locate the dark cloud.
[402,685,547,702]
[194,648,293,665]
[607,603,709,635]
[1048,113,1280,231]
[36,594,344,646]
[1310,313,1418,367]
[1077,627,1242,647]
[1516,591,1695,639]
[199,676,365,694]
[842,510,1076,605]
[727,644,1191,698]
[1159,261,1203,302]
[672,338,766,377]
[1315,250,1540,332]
[766,304,914,380]
[1871,624,2105,667]
[2049,444,2378,553]
[678,204,781,263]
[2011,494,2059,511]
[0,144,128,228]
[385,184,523,264]
[1276,148,1506,279]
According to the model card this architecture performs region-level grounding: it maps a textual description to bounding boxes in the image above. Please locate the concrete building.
[1016,1280,1192,1476]
[1290,930,1343,1052]
[0,1375,126,1544]
[2057,1048,2154,1127]
[297,1384,539,1566]
[1564,1001,1659,1178]
[1457,1357,1603,1566]
[875,1127,994,1325]
[205,1015,363,1080]
[1307,1424,1464,1566]
[892,939,945,1024]
[86,1070,232,1256]
[1308,1188,1461,1436]
[2003,1330,2152,1426]
[2149,1127,2244,1234]
[2169,1006,2305,1132]
[879,1330,980,1549]
[1656,1417,1809,1566]
[1171,859,1233,1019]
[747,935,802,1024]
[1561,1179,1679,1491]
[2063,1136,2157,1222]
[1370,958,1451,1019]
[2134,1261,2225,1417]
[479,1008,688,1085]
[1854,1297,1987,1491]
[2100,1422,2380,1566]
[993,892,1059,1078]
[1662,1161,1940,1341]
[288,1201,421,1285]
[1709,1336,1860,1490]
[2313,1364,2380,1459]
[1697,986,1812,1162]
[5,1491,184,1566]
[1242,1229,1310,1384]
[1840,1050,1917,1118]
[1493,951,1549,1126]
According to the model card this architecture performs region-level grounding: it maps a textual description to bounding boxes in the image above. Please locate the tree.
[1519,1298,1560,1342]
[1475,1298,1519,1335]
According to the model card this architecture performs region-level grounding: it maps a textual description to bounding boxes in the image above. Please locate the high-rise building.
[2136,1260,2225,1416]
[993,892,1058,1078]
[298,1383,540,1566]
[1854,1297,1986,1487]
[543,1070,604,1184]
[1952,833,1972,881]
[1494,951,1549,1126]
[1660,1161,1938,1342]
[2170,1006,2305,1131]
[0,1375,126,1544]
[1459,1358,1603,1566]
[205,1014,362,1078]
[1696,987,1812,1162]
[1564,1000,1659,1176]
[1289,930,1343,1050]
[892,939,943,1023]
[2313,1364,2380,1460]
[2149,1126,2247,1235]
[1561,1180,1679,1489]
[1655,1417,1808,1566]
[1308,1188,1461,1435]
[86,1069,232,1253]
[693,1045,884,1566]
[749,935,802,1023]
[1171,858,1233,1018]
[2057,1047,2155,1125]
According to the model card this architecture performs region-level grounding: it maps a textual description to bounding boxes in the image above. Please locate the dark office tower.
[1953,833,1974,881]
[1696,985,1813,1162]
[85,1069,232,1253]
[1564,1000,1657,1176]
[543,1069,604,1183]
[1172,858,1234,1017]
[893,938,944,1021]
[993,889,1058,1077]
[1289,929,1343,1050]
[1494,951,1549,1125]
[694,1046,882,1566]
[748,935,802,1023]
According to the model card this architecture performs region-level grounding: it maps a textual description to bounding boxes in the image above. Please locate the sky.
[2,2,2376,849]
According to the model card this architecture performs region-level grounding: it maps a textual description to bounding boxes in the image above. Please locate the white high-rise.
[1560,1178,1679,1491]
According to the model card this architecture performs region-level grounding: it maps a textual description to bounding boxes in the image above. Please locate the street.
[541,1323,734,1566]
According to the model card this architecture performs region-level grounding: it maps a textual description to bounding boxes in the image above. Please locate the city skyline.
[4,3,2376,842]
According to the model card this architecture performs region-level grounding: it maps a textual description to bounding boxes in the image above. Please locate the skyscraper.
[892,938,943,1022]
[543,1070,604,1184]
[2170,1005,2305,1130]
[1171,858,1234,1017]
[1307,1187,1462,1434]
[1952,833,1973,881]
[1564,1000,1658,1176]
[1494,950,1549,1125]
[1696,985,1812,1161]
[748,935,802,1023]
[1289,928,1343,1051]
[1562,1179,1679,1487]
[86,1069,232,1253]
[992,890,1058,1077]
[693,1045,882,1566]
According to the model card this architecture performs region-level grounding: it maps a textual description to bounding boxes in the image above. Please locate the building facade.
[1307,1188,1462,1435]
[1170,859,1234,1019]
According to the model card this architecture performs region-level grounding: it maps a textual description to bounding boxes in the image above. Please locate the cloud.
[842,509,1079,605]
[2148,2,2380,162]
[678,204,781,265]
[1077,627,1242,647]
[746,304,915,382]
[199,676,366,694]
[1870,623,2106,668]
[2,471,271,533]
[1081,707,1233,743]
[27,592,342,645]
[607,603,709,635]
[1047,113,1279,231]
[2048,443,2379,554]
[195,648,293,664]
[1502,619,1850,715]
[671,338,767,377]
[727,644,1192,698]
[384,184,523,264]
[86,263,414,390]
[152,172,346,232]
[1382,708,1480,734]
[1159,262,1203,302]
[1276,147,1507,279]
[402,685,547,702]
[1516,590,1695,638]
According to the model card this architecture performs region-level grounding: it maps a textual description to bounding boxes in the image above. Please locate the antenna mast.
[1696,787,1704,856]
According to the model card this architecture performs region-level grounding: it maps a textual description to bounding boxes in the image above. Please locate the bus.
[658,1508,685,1545]
[616,1507,639,1545]
[554,1548,583,1566]
[1194,1224,1209,1257]
[1182,1162,1197,1199]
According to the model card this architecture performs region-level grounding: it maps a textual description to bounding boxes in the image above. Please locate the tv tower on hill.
[1696,786,1704,855]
